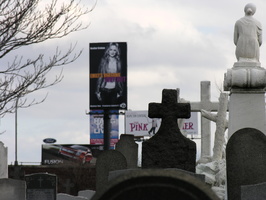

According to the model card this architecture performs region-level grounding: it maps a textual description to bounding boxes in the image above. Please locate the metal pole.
[103,109,110,150]
[14,96,19,166]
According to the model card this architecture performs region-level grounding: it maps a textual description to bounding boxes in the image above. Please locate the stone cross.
[62,179,75,194]
[142,89,196,172]
[149,89,191,123]
[190,81,219,161]
[38,177,43,187]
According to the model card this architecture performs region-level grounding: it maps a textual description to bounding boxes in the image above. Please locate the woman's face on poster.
[108,45,118,57]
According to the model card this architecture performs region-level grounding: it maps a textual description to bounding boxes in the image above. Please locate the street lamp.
[14,94,20,166]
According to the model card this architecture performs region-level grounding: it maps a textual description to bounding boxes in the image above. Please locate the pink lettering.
[183,122,194,130]
[129,122,149,132]
[130,123,136,132]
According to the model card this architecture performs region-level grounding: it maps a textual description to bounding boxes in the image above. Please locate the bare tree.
[0,0,94,116]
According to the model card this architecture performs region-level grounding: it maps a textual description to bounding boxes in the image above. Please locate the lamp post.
[14,95,20,166]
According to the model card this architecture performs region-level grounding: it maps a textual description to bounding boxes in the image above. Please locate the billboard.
[42,144,104,165]
[90,110,119,148]
[125,111,198,136]
[89,42,127,110]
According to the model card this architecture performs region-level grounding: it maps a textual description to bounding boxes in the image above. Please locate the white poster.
[125,110,198,136]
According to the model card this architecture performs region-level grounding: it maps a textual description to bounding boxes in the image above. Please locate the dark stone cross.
[62,179,75,194]
[142,89,196,172]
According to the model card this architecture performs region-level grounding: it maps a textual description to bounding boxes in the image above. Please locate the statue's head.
[244,3,256,16]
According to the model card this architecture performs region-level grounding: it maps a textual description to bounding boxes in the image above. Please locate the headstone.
[115,134,138,168]
[190,81,219,161]
[25,173,57,200]
[78,190,96,200]
[57,193,88,200]
[0,141,8,178]
[142,89,196,172]
[0,178,26,200]
[109,168,205,183]
[62,179,75,194]
[95,150,127,192]
[226,128,266,200]
[241,182,266,200]
[91,169,219,200]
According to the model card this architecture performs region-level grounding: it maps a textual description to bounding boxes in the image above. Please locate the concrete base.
[228,92,266,138]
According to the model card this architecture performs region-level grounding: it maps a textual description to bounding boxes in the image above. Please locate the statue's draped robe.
[234,16,262,61]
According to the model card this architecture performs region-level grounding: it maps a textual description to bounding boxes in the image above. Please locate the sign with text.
[90,42,127,110]
[125,110,198,136]
[42,144,104,165]
[90,110,119,148]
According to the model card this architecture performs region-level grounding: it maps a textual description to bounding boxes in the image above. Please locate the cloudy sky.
[1,0,266,164]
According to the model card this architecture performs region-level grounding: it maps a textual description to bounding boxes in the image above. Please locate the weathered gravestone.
[91,169,219,200]
[0,141,8,178]
[57,193,88,200]
[96,150,127,192]
[61,178,75,194]
[0,178,26,200]
[226,128,266,200]
[108,168,205,183]
[78,190,96,199]
[25,173,57,200]
[115,134,138,168]
[142,89,196,172]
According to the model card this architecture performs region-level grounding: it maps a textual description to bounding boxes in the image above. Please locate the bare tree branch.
[0,0,94,116]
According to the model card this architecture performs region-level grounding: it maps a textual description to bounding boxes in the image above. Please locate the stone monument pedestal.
[224,62,266,138]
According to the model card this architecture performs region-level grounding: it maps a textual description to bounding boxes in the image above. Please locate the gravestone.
[241,182,266,200]
[142,89,196,172]
[62,178,75,194]
[57,193,88,200]
[108,168,205,183]
[0,178,26,200]
[96,150,127,191]
[115,134,138,168]
[0,141,8,178]
[226,128,266,200]
[25,173,57,200]
[78,190,96,199]
[91,169,219,200]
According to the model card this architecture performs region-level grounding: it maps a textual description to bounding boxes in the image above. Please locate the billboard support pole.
[103,109,111,150]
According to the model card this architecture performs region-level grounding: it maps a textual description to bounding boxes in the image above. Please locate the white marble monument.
[224,3,266,138]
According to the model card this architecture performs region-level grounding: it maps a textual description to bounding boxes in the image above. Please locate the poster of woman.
[89,42,127,110]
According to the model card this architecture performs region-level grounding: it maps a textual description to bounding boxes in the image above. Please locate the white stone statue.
[234,3,262,62]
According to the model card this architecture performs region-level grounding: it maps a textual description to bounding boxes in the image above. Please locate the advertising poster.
[125,111,198,136]
[90,110,119,148]
[90,42,127,110]
[42,144,104,165]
